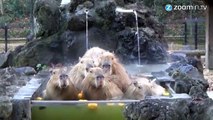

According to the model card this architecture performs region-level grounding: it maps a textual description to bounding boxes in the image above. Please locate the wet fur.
[82,47,107,66]
[68,57,95,90]
[43,70,78,100]
[99,52,132,92]
[81,67,123,100]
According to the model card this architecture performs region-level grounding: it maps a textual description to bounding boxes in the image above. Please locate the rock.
[14,67,37,75]
[186,56,203,74]
[0,68,31,96]
[189,86,209,99]
[116,28,168,63]
[68,13,93,31]
[13,0,168,66]
[124,98,213,120]
[170,71,208,94]
[166,61,204,80]
[0,52,12,68]
[0,96,13,119]
[0,67,32,119]
[168,52,187,63]
[124,99,179,120]
[34,0,62,38]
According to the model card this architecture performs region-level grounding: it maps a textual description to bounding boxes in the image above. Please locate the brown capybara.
[43,69,78,100]
[99,51,132,92]
[68,57,95,90]
[124,77,165,100]
[81,67,123,100]
[82,47,107,66]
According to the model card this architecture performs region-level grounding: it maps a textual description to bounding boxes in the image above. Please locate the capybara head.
[58,74,70,88]
[125,81,145,99]
[137,80,165,96]
[86,67,105,88]
[79,57,95,72]
[99,52,116,75]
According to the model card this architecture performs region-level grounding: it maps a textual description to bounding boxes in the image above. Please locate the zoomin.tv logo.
[165,4,207,12]
[165,4,173,12]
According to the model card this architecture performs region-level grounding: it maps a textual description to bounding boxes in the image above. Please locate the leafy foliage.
[3,0,30,18]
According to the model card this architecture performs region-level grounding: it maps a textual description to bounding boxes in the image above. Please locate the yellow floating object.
[87,103,98,110]
[163,90,170,96]
[78,91,84,99]
[118,103,125,106]
[36,97,43,100]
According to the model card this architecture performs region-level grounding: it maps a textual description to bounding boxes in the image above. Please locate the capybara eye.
[133,81,138,86]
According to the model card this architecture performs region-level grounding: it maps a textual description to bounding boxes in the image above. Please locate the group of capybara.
[42,47,165,100]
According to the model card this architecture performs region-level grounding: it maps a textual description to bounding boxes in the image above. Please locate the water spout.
[85,9,89,51]
[115,7,141,65]
[115,7,134,13]
[60,0,70,7]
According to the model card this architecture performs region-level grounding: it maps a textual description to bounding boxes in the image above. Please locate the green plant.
[36,64,47,71]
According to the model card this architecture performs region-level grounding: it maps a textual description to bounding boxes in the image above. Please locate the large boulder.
[0,96,12,119]
[13,0,168,67]
[124,98,213,120]
[0,67,32,119]
[0,52,12,68]
[124,99,180,120]
[34,0,62,38]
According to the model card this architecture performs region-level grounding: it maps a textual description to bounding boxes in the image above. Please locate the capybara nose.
[96,75,104,81]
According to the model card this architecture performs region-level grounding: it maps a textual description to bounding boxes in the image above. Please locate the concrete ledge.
[11,71,50,120]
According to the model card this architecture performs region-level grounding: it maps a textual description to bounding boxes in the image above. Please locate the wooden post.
[4,23,8,52]
[194,18,198,49]
[205,4,213,70]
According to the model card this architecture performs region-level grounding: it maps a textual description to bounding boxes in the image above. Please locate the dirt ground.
[204,69,213,91]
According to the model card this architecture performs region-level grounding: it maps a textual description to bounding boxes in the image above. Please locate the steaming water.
[125,63,171,75]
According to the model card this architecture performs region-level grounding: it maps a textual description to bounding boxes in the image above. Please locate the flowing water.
[115,7,140,65]
[85,9,89,51]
